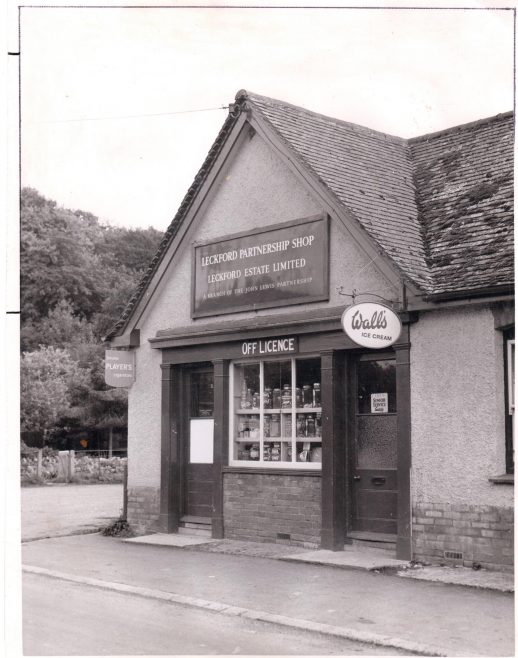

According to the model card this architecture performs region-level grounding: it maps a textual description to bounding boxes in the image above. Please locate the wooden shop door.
[183,366,214,519]
[349,355,398,535]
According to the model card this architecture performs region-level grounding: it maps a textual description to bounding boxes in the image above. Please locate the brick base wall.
[413,502,514,572]
[223,472,322,548]
[127,486,161,534]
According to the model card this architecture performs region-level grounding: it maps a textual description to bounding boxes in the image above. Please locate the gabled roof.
[245,92,432,291]
[106,91,514,340]
[409,113,514,295]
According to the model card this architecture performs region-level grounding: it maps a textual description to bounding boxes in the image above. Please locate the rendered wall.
[126,128,394,531]
[410,305,513,568]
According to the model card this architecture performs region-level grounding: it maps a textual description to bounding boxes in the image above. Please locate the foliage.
[20,187,163,437]
[20,346,90,434]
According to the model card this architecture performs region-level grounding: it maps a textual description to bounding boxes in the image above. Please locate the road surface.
[23,572,405,655]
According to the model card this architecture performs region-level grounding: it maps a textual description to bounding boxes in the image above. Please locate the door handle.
[353,475,361,481]
[371,477,386,486]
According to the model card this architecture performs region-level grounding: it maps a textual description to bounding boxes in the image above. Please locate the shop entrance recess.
[182,366,214,520]
[348,355,398,536]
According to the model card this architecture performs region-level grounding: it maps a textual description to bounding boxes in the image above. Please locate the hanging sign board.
[105,350,135,387]
[341,302,401,349]
[192,215,329,318]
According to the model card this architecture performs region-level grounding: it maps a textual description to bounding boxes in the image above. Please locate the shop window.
[229,357,322,469]
[504,336,514,474]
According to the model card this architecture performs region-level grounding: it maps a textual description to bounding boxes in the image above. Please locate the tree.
[20,346,90,437]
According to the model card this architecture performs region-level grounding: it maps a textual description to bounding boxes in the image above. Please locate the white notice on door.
[371,393,388,414]
[190,418,214,463]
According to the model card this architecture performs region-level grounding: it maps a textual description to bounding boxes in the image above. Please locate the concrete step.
[177,526,212,538]
[347,532,397,557]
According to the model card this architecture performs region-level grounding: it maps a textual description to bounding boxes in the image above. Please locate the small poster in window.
[371,393,388,414]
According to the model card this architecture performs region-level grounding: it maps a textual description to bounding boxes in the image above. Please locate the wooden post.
[36,449,43,479]
[159,363,181,533]
[122,461,128,521]
[69,450,75,482]
[320,350,346,550]
[394,316,415,561]
[212,359,229,539]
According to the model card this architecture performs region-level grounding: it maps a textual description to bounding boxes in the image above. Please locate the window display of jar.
[313,383,321,407]
[252,392,260,409]
[316,412,322,437]
[263,387,272,409]
[306,414,316,437]
[296,387,303,408]
[296,414,307,437]
[272,388,281,408]
[270,414,281,437]
[281,384,292,408]
[240,380,252,409]
[303,385,312,407]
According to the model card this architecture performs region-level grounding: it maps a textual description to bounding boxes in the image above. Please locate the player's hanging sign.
[105,349,135,388]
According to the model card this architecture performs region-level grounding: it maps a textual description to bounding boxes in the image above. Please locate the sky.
[18,2,515,232]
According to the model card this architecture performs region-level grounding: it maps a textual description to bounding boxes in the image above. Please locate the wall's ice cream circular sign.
[341,302,401,349]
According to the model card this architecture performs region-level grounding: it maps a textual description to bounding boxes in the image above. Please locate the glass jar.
[270,414,281,437]
[263,415,271,438]
[263,387,272,409]
[281,384,292,408]
[283,414,292,437]
[252,392,260,409]
[272,388,282,409]
[240,380,251,409]
[303,385,312,407]
[296,387,303,408]
[313,383,321,407]
[316,412,322,437]
[306,414,316,437]
[250,444,260,460]
[296,414,307,437]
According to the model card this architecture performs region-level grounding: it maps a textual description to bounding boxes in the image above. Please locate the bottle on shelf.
[303,385,312,407]
[296,387,303,408]
[296,414,307,437]
[272,388,281,409]
[270,414,281,437]
[313,383,321,407]
[316,413,322,437]
[281,384,292,408]
[240,379,251,409]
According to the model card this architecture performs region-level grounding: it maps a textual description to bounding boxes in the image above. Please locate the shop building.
[106,91,514,569]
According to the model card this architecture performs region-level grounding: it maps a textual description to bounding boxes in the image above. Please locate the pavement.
[22,532,515,657]
[126,531,514,592]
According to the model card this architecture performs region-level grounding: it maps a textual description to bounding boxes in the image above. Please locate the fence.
[21,448,127,485]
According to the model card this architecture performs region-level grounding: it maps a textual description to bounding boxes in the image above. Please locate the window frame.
[504,333,515,474]
[228,355,322,470]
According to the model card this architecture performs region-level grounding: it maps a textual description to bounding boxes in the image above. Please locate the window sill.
[223,466,322,476]
[488,474,514,485]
